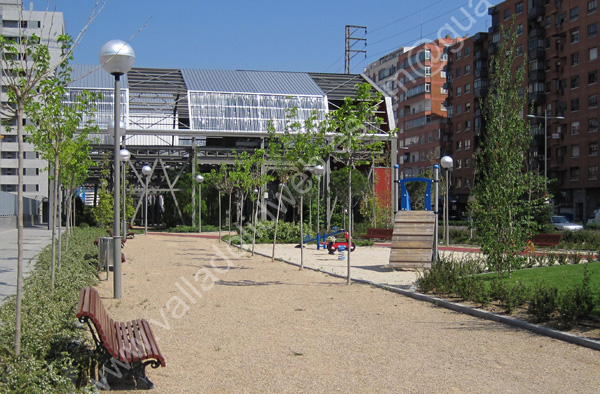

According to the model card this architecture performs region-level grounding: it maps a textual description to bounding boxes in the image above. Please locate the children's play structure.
[303,227,356,253]
[388,175,437,270]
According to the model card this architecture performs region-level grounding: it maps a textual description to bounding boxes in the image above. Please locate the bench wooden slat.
[141,319,166,367]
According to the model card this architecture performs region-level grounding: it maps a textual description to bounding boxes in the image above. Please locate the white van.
[587,209,600,225]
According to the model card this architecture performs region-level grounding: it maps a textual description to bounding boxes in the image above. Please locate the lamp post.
[195,174,204,233]
[142,165,152,235]
[527,110,565,189]
[252,188,259,255]
[440,156,453,246]
[120,148,130,237]
[100,39,135,299]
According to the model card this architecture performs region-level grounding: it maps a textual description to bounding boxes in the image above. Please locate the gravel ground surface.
[94,234,600,393]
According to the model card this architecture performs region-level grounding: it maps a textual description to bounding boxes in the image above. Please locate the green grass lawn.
[480,262,600,316]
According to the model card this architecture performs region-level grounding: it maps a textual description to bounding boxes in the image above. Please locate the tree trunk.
[14,106,25,356]
[347,169,352,285]
[228,192,232,245]
[50,157,59,290]
[218,193,222,242]
[65,174,75,250]
[272,187,283,261]
[300,193,304,269]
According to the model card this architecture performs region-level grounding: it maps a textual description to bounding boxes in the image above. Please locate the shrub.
[527,281,558,322]
[557,267,596,329]
[491,278,529,314]
[0,227,102,392]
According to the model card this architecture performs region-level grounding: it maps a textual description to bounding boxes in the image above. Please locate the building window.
[504,8,511,19]
[590,70,598,84]
[465,139,471,150]
[465,102,471,112]
[570,6,579,20]
[456,105,462,115]
[589,166,599,180]
[572,145,580,158]
[590,47,598,61]
[465,83,471,94]
[589,23,598,37]
[425,83,431,92]
[570,167,580,181]
[590,118,599,132]
[456,177,462,188]
[465,120,471,130]
[517,24,523,36]
[456,67,462,78]
[465,46,471,57]
[572,98,580,111]
[425,66,431,76]
[571,75,580,89]
[516,2,523,14]
[571,52,579,66]
[465,64,471,75]
[571,30,580,43]
[441,103,447,112]
[441,86,448,94]
[572,121,580,135]
[465,158,471,168]
[456,141,462,151]
[456,86,462,96]
[516,45,523,56]
[590,142,598,156]
[589,0,598,13]
[589,94,599,108]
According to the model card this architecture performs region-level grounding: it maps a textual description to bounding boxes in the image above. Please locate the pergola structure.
[69,65,397,226]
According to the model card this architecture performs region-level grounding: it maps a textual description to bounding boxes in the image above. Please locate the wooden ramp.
[388,211,435,270]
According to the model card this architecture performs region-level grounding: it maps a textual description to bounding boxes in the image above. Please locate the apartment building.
[366,37,463,179]
[0,1,64,206]
[444,0,599,220]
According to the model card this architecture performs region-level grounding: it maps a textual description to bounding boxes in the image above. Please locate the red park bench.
[529,233,562,248]
[76,287,165,389]
[363,228,394,240]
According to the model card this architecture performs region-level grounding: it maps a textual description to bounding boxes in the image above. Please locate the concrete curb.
[248,247,600,353]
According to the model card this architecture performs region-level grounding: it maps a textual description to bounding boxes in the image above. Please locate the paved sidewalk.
[0,225,52,303]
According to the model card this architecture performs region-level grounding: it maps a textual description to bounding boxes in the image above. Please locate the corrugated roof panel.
[181,69,325,96]
[68,64,129,89]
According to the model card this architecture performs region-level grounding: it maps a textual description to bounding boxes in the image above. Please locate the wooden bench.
[76,287,165,389]
[529,233,562,247]
[363,228,394,240]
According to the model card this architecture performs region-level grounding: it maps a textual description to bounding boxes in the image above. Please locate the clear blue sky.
[33,0,503,73]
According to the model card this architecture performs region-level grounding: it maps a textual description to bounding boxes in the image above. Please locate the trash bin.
[98,237,114,276]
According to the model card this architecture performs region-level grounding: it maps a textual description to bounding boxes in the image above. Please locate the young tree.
[0,3,103,355]
[471,25,545,276]
[26,45,99,288]
[205,163,233,242]
[330,83,394,284]
[268,109,331,268]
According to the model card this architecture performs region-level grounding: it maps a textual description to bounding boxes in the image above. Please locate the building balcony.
[527,3,545,20]
[474,50,488,60]
[528,26,546,39]
[474,69,488,79]
[443,81,452,90]
[474,87,488,98]
[528,70,546,82]
[528,47,546,60]
[528,91,546,105]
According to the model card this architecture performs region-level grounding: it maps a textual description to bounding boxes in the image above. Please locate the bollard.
[338,245,346,261]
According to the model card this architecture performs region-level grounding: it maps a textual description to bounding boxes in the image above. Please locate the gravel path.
[93,234,600,393]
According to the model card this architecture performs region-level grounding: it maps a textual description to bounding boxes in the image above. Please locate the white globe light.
[195,174,204,183]
[119,149,130,162]
[100,40,135,76]
[440,156,453,169]
[142,165,152,176]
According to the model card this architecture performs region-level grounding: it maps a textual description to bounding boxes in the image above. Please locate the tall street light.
[440,156,453,246]
[195,174,204,233]
[142,165,152,235]
[100,39,135,299]
[527,110,565,189]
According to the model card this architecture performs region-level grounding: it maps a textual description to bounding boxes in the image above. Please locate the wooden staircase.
[388,210,435,270]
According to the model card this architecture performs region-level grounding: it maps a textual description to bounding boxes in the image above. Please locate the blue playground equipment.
[303,226,347,250]
[400,177,433,211]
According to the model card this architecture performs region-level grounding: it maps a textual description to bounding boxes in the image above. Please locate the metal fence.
[0,191,40,228]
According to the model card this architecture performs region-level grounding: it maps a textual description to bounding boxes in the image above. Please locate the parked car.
[551,215,583,231]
